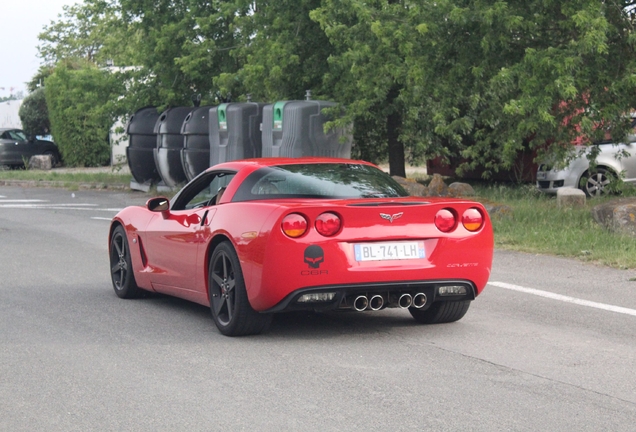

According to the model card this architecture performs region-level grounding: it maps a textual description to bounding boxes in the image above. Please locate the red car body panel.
[110,157,493,312]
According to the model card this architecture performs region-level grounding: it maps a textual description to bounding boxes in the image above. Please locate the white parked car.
[536,136,636,196]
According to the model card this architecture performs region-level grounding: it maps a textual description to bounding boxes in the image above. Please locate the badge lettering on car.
[380,212,403,223]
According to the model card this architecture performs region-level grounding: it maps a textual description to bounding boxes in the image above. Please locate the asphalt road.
[1,186,635,431]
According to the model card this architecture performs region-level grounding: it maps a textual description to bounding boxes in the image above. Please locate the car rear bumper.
[261,279,476,313]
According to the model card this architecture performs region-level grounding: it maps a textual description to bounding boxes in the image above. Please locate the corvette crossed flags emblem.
[379,212,403,223]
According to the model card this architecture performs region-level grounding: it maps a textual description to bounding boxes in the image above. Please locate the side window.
[171,171,236,211]
[8,131,27,141]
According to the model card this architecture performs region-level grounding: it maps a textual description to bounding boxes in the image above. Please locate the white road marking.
[91,217,113,221]
[0,199,48,203]
[0,203,122,212]
[0,203,96,207]
[489,281,636,317]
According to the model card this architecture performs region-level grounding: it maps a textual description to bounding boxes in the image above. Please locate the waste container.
[153,106,193,188]
[181,105,213,181]
[209,102,265,166]
[261,99,352,158]
[126,107,161,188]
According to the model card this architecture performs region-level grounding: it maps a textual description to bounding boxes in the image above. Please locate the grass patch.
[0,169,131,185]
[474,182,636,269]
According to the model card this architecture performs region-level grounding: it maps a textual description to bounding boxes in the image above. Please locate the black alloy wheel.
[208,242,272,336]
[109,225,141,298]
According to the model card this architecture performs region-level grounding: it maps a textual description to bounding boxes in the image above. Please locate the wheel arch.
[204,234,234,302]
[578,164,617,186]
[108,220,124,249]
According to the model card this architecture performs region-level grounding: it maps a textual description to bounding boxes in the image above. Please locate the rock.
[448,182,475,197]
[483,202,513,219]
[592,198,636,237]
[556,187,586,208]
[28,155,53,170]
[427,174,449,197]
[392,175,428,197]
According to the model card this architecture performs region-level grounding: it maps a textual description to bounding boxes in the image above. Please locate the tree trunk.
[386,86,405,177]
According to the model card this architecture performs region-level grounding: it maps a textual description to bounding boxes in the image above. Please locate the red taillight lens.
[435,209,456,233]
[462,208,484,232]
[281,214,308,238]
[315,212,341,236]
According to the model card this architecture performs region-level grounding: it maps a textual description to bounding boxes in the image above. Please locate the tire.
[409,300,471,324]
[580,168,613,197]
[208,242,272,336]
[109,225,142,299]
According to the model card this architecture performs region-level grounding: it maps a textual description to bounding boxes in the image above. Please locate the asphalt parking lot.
[1,186,635,431]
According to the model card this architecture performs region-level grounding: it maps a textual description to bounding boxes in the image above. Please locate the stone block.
[556,187,585,208]
[449,182,475,197]
[28,155,53,170]
[427,174,449,197]
[592,198,636,237]
[392,175,428,197]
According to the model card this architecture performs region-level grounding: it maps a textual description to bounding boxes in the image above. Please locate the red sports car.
[109,158,493,336]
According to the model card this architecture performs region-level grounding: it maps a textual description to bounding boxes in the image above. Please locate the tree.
[213,0,333,102]
[401,0,636,177]
[38,0,137,67]
[45,62,125,166]
[311,0,410,176]
[18,88,50,136]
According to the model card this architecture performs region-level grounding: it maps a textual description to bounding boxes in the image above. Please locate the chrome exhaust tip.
[398,293,412,309]
[369,295,384,311]
[353,295,369,311]
[412,293,427,309]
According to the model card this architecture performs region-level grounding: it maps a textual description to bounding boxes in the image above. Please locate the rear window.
[232,163,408,202]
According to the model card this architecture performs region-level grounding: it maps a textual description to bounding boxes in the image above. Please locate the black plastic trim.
[261,279,476,313]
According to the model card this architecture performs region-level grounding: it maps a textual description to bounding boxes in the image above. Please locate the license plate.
[354,241,425,262]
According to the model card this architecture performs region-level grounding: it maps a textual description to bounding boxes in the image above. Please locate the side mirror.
[147,197,170,215]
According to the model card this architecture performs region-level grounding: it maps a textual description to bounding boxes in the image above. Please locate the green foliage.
[33,0,636,178]
[220,0,333,101]
[18,88,50,136]
[402,0,636,177]
[311,0,410,175]
[44,63,124,167]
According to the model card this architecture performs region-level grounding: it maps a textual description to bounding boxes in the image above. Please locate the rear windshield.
[232,163,408,202]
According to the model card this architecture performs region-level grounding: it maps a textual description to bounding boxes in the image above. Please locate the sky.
[0,0,77,98]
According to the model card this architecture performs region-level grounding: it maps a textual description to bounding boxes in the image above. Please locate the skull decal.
[304,245,324,269]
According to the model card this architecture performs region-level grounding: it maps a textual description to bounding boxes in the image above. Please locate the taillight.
[435,209,456,233]
[462,208,484,232]
[281,214,308,238]
[315,212,341,236]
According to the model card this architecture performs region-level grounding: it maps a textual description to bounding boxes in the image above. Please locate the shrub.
[45,64,124,167]
[18,88,50,137]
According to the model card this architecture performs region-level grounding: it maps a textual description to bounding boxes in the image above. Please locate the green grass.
[0,169,131,185]
[474,182,636,269]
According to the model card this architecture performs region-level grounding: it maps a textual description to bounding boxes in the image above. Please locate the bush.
[44,64,124,167]
[18,88,50,137]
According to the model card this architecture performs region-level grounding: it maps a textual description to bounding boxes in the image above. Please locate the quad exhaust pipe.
[412,293,427,309]
[369,295,384,311]
[350,292,426,311]
[353,295,369,311]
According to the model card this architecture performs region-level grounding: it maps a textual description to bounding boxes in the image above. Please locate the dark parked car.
[0,128,61,167]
